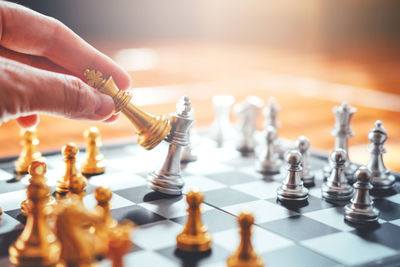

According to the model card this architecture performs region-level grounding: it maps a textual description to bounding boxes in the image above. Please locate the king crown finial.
[84,69,104,88]
[177,96,192,117]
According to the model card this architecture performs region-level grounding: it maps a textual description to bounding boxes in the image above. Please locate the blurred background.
[2,0,400,169]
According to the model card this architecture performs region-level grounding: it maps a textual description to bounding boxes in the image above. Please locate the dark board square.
[114,185,181,204]
[171,209,237,233]
[205,171,258,185]
[262,244,338,267]
[267,195,335,214]
[373,199,400,221]
[156,243,230,266]
[4,209,25,225]
[0,229,23,256]
[351,222,400,250]
[110,205,166,226]
[203,188,257,207]
[260,215,339,242]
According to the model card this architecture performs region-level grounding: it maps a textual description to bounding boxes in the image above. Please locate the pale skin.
[0,2,131,128]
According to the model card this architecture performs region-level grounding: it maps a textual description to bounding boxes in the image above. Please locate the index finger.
[0,2,131,90]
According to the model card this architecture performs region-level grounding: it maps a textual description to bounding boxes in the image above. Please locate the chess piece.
[181,112,197,163]
[255,126,282,174]
[295,136,315,186]
[227,212,264,267]
[94,186,117,229]
[148,96,194,195]
[234,96,264,155]
[108,221,134,267]
[344,167,379,224]
[325,102,357,181]
[263,97,284,158]
[0,207,2,222]
[321,149,354,201]
[210,94,235,147]
[367,120,395,190]
[176,189,212,252]
[14,128,43,174]
[82,126,106,175]
[9,160,61,266]
[277,150,309,202]
[21,160,56,217]
[56,143,87,198]
[84,69,171,150]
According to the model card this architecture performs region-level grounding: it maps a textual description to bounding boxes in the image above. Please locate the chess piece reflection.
[227,212,264,267]
[82,127,106,175]
[15,128,43,174]
[9,160,61,266]
[84,69,171,150]
[176,189,212,252]
[56,143,87,198]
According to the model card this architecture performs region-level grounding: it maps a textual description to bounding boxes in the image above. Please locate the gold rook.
[84,69,171,150]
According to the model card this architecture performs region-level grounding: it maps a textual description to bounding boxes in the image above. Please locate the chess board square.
[223,200,298,224]
[171,208,237,233]
[184,161,232,176]
[237,165,283,181]
[103,250,177,267]
[114,185,177,204]
[0,169,13,181]
[110,205,166,225]
[231,180,282,199]
[261,244,338,267]
[0,228,23,256]
[260,215,340,242]
[373,198,400,221]
[157,243,230,266]
[4,209,25,224]
[351,222,400,250]
[303,207,355,231]
[386,192,400,205]
[203,188,257,207]
[214,225,293,254]
[205,171,258,186]
[88,173,146,191]
[0,180,25,194]
[134,220,182,250]
[0,190,26,211]
[139,196,213,219]
[0,213,23,235]
[83,192,135,210]
[301,232,397,266]
[183,175,227,194]
[268,195,336,214]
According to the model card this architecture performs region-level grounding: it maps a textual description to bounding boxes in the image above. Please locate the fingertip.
[103,114,120,124]
[94,93,115,119]
[113,68,132,91]
[16,114,39,129]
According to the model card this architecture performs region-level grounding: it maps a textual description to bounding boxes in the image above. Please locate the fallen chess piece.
[82,126,106,175]
[14,128,43,174]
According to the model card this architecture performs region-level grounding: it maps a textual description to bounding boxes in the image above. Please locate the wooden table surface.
[1,42,399,171]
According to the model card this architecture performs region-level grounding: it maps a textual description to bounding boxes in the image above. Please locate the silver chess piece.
[234,96,264,155]
[210,94,235,147]
[277,150,309,202]
[263,97,284,158]
[321,149,353,201]
[148,96,194,195]
[324,102,357,181]
[255,126,282,174]
[295,136,315,186]
[344,167,379,224]
[181,113,197,163]
[367,120,395,190]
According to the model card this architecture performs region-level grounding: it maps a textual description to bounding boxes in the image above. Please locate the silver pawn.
[263,97,284,158]
[210,95,235,147]
[321,149,353,201]
[277,150,309,202]
[255,126,282,174]
[367,120,395,190]
[234,96,263,155]
[344,167,379,224]
[148,96,194,195]
[295,136,315,186]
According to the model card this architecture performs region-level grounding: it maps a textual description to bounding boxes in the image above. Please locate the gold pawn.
[94,186,117,228]
[9,160,61,267]
[227,212,264,267]
[176,189,212,252]
[56,143,87,198]
[14,128,43,173]
[83,69,171,150]
[82,127,106,175]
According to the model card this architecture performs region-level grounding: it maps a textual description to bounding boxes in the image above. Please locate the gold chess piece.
[82,127,106,175]
[14,128,43,173]
[84,69,171,150]
[108,221,134,267]
[176,189,212,252]
[0,206,2,222]
[94,186,117,228]
[227,212,264,267]
[9,160,61,267]
[21,161,56,217]
[56,143,87,198]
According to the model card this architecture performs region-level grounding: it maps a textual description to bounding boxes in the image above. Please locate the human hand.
[0,2,131,128]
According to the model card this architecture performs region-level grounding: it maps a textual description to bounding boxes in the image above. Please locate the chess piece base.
[255,160,281,174]
[344,204,379,224]
[147,172,184,195]
[81,160,106,175]
[321,183,354,201]
[176,232,212,252]
[14,154,43,174]
[302,175,315,187]
[323,163,358,183]
[226,255,264,267]
[371,173,396,190]
[277,185,309,202]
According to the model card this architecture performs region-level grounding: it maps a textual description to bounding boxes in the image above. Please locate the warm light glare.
[114,48,158,71]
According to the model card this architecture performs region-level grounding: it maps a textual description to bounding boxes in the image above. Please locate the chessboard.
[1,133,400,267]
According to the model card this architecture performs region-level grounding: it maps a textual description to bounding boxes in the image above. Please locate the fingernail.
[95,94,114,117]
